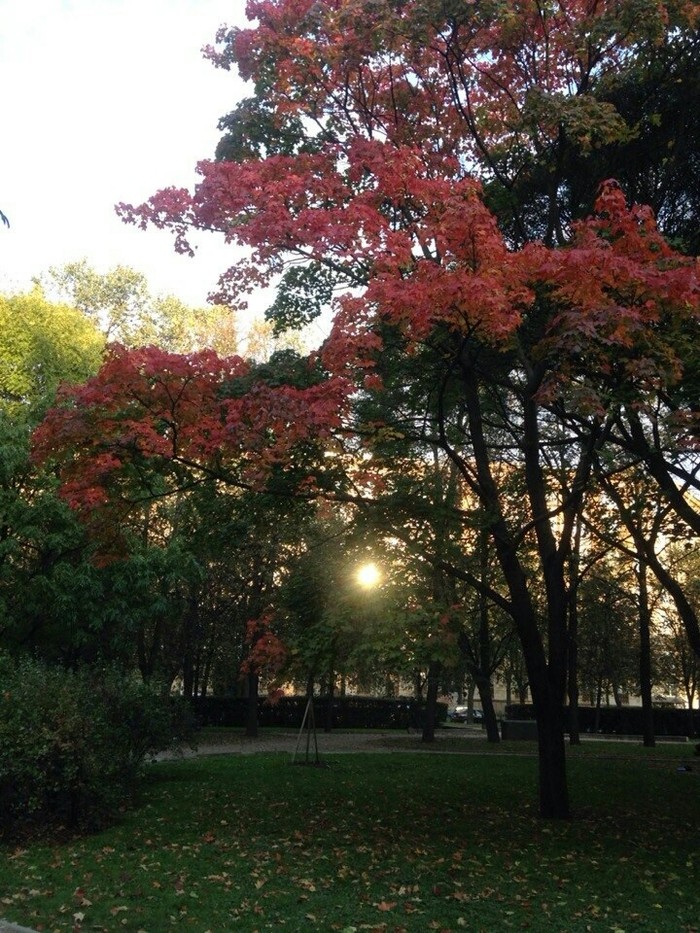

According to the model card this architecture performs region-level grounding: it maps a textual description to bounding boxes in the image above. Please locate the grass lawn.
[1,742,698,932]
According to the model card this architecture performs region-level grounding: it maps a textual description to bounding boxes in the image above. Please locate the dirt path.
[159,726,486,760]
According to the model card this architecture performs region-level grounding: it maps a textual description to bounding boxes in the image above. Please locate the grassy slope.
[1,743,698,932]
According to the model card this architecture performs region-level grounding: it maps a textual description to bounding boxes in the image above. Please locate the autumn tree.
[37,0,700,819]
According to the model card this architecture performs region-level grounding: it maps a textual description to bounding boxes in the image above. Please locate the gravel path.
[158,726,485,760]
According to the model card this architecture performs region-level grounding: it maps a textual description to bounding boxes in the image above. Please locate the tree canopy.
[36,0,700,819]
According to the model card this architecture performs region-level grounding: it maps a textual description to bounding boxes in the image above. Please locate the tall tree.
[0,289,105,660]
[0,288,103,413]
[51,0,700,819]
[40,260,238,354]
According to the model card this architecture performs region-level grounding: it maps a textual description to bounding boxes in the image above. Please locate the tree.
[0,288,108,661]
[656,547,700,735]
[244,316,308,363]
[48,0,699,819]
[40,260,238,354]
[278,519,391,728]
[577,564,638,718]
[0,287,103,413]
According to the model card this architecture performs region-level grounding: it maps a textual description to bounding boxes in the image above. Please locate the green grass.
[1,745,698,932]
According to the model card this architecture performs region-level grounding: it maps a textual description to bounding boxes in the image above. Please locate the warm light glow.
[356,562,381,588]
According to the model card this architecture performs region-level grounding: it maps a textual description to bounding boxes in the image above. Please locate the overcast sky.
[0,0,254,309]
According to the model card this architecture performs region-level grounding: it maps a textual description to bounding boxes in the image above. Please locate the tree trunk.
[182,640,194,700]
[476,534,500,743]
[476,676,500,743]
[245,671,259,738]
[324,672,335,734]
[594,681,602,733]
[421,661,440,743]
[637,562,656,748]
[535,701,571,819]
[567,519,582,745]
[459,364,573,818]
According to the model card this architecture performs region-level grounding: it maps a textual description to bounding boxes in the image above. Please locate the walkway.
[157,726,483,759]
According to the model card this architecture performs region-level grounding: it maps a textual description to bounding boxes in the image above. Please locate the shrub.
[0,654,193,836]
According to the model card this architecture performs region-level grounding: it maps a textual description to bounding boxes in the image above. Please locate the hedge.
[191,695,448,730]
[505,703,699,737]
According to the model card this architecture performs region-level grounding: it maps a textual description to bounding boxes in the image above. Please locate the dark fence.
[505,704,699,737]
[191,695,448,730]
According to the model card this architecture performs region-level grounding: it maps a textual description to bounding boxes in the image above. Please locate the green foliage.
[0,654,193,836]
[265,262,340,334]
[39,260,238,354]
[215,95,314,162]
[578,566,639,703]
[0,288,103,414]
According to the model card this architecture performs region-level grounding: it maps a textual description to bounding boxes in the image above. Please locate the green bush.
[0,654,193,836]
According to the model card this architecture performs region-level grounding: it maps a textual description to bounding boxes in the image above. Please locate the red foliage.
[39,2,700,516]
[32,343,353,514]
[241,612,287,680]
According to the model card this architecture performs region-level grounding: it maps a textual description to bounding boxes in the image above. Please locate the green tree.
[0,287,103,413]
[40,260,238,354]
[578,564,638,723]
[0,288,105,660]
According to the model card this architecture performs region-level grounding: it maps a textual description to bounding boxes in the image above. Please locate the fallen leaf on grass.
[375,900,397,911]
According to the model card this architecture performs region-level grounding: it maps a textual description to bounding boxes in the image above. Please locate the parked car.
[448,706,484,723]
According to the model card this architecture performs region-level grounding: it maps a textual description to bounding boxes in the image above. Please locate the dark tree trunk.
[182,658,194,700]
[457,360,576,818]
[535,700,570,819]
[324,672,335,733]
[245,671,259,738]
[181,594,200,700]
[200,654,212,696]
[476,677,500,742]
[518,680,529,704]
[421,661,441,743]
[477,532,500,743]
[637,562,656,748]
[567,519,582,745]
[502,581,571,818]
[594,681,602,733]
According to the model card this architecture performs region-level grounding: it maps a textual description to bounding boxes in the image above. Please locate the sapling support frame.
[292,695,322,766]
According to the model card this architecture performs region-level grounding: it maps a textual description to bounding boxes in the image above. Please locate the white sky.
[0,0,255,310]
